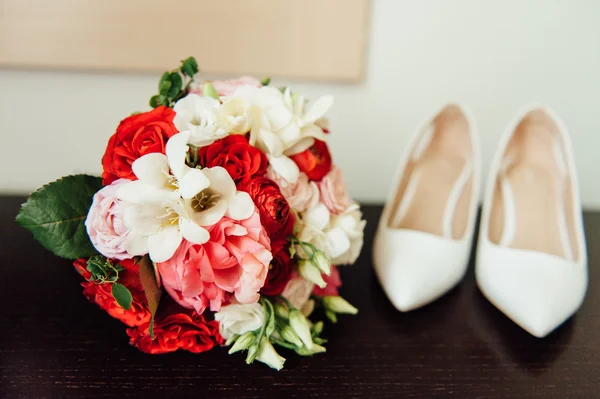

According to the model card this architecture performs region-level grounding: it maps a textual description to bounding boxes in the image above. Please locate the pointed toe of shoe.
[476,243,588,338]
[374,229,471,312]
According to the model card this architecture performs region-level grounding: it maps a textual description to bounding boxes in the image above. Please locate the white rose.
[298,203,351,260]
[330,204,366,265]
[214,302,264,340]
[173,94,226,147]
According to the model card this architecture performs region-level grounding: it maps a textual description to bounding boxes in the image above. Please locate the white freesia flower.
[214,302,265,340]
[221,86,333,183]
[117,132,254,262]
[173,94,226,147]
[330,204,366,265]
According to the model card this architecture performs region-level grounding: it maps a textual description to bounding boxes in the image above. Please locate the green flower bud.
[203,82,219,99]
[312,251,331,275]
[256,340,286,370]
[298,259,327,288]
[281,325,304,348]
[295,343,326,356]
[274,302,290,319]
[289,309,313,350]
[323,296,358,315]
[311,321,324,337]
[228,331,255,354]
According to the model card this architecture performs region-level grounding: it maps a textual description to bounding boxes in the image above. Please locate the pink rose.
[281,271,314,310]
[266,167,319,212]
[85,179,133,260]
[191,76,262,97]
[157,210,272,314]
[312,265,341,297]
[318,165,351,215]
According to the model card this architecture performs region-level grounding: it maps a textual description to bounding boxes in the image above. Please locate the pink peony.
[318,165,351,215]
[85,179,133,260]
[157,210,272,315]
[266,167,319,213]
[191,76,262,97]
[312,265,342,297]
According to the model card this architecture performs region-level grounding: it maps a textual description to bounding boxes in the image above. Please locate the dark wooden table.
[1,196,599,398]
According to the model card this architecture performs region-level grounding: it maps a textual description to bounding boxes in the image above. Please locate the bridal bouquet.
[16,57,365,369]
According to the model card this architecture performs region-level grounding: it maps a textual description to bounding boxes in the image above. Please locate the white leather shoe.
[374,104,481,311]
[476,105,588,338]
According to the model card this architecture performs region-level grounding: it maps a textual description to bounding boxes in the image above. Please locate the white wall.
[1,0,599,208]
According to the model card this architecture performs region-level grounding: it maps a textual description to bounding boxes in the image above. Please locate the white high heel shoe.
[476,105,588,338]
[373,104,481,311]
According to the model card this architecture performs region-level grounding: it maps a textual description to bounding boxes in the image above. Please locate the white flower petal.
[278,123,301,147]
[258,128,284,157]
[284,137,315,156]
[194,199,228,226]
[304,95,334,123]
[180,218,210,244]
[124,230,149,256]
[325,227,351,259]
[148,225,182,263]
[132,153,169,188]
[301,123,327,142]
[117,181,158,204]
[304,203,330,230]
[123,204,163,233]
[165,132,191,180]
[267,155,299,184]
[179,168,210,199]
[203,166,236,201]
[226,191,255,221]
[266,104,293,131]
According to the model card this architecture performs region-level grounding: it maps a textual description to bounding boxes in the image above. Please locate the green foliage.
[15,175,102,259]
[149,56,199,108]
[86,255,123,283]
[180,57,199,77]
[260,76,271,86]
[111,283,133,310]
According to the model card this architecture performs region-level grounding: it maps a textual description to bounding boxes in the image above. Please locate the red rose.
[260,240,293,296]
[290,139,332,181]
[197,135,268,185]
[101,106,178,185]
[126,311,223,354]
[73,258,151,327]
[240,177,294,239]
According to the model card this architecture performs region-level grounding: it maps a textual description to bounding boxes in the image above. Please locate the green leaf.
[260,76,271,86]
[159,79,172,94]
[168,73,183,98]
[111,283,133,310]
[16,175,102,259]
[158,71,170,90]
[180,57,199,77]
[149,95,161,108]
[138,256,162,339]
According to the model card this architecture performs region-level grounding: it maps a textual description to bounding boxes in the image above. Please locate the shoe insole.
[390,152,472,239]
[489,124,573,260]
